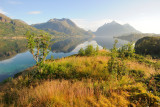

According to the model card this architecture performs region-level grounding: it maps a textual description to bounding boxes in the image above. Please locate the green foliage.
[103,46,107,50]
[135,36,160,58]
[108,40,126,80]
[78,45,99,56]
[108,40,118,74]
[0,19,46,37]
[1,50,160,106]
[118,42,135,58]
[96,45,99,53]
[78,48,85,56]
[134,54,153,65]
[26,31,51,72]
[85,45,96,56]
[51,55,54,60]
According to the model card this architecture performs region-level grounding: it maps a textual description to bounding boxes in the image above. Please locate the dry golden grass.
[126,61,158,77]
[3,79,158,107]
[1,52,160,107]
[4,79,136,107]
[16,80,94,106]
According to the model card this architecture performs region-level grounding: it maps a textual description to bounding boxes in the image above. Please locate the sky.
[0,0,160,33]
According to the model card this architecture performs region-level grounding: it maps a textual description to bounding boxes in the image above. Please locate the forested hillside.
[135,36,160,58]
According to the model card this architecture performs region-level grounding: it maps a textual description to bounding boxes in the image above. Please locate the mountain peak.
[47,18,76,27]
[110,21,117,24]
[48,18,70,22]
[95,21,140,36]
[103,21,120,26]
[33,18,93,37]
[123,23,131,27]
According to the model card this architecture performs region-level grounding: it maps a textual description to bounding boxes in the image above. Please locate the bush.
[78,48,85,56]
[108,40,126,80]
[118,42,135,59]
[78,45,99,56]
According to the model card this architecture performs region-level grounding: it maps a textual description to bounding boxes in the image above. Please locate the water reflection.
[0,36,127,82]
[50,36,93,52]
[93,36,128,49]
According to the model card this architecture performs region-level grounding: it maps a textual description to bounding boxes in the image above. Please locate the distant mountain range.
[32,18,94,37]
[2,13,155,41]
[95,21,140,37]
[0,13,45,37]
[0,14,93,37]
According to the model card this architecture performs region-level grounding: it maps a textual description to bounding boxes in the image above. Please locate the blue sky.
[0,0,160,33]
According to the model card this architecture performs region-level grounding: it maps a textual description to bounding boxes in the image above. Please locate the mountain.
[32,18,94,37]
[0,13,46,37]
[95,21,140,37]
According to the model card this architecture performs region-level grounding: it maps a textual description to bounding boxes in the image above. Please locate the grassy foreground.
[0,50,160,107]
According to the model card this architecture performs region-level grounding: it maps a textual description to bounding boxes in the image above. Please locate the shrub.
[78,48,85,56]
[78,45,99,56]
[108,40,126,80]
[85,45,96,56]
[118,42,135,59]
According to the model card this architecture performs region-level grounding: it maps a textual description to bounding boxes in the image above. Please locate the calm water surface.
[0,37,127,82]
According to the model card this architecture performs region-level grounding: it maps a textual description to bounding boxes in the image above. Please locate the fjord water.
[0,37,127,82]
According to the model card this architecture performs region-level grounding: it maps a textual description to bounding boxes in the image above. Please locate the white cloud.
[0,9,7,14]
[8,1,22,5]
[28,11,41,15]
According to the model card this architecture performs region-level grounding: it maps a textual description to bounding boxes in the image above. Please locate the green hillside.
[135,36,160,58]
[0,13,46,37]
